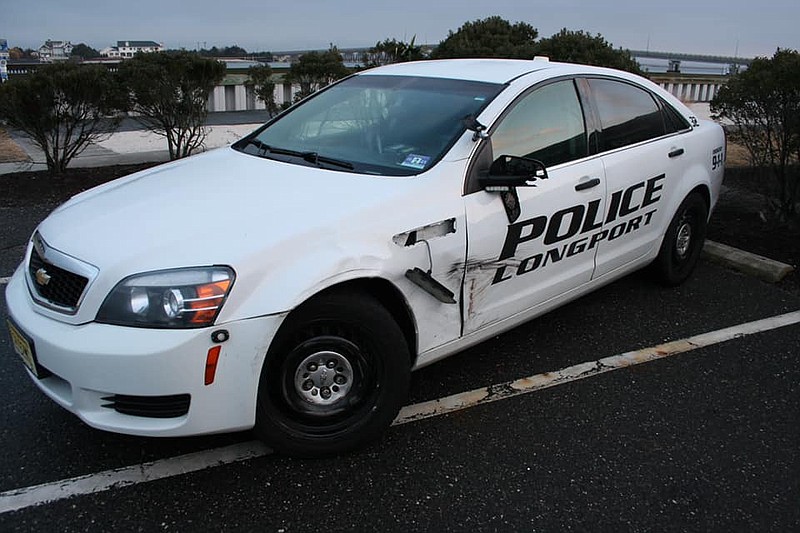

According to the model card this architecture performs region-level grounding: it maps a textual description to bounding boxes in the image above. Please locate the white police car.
[5,59,724,456]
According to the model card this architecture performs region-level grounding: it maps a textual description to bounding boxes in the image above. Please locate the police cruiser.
[5,59,725,456]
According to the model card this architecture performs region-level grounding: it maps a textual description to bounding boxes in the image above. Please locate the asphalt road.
[1,213,799,530]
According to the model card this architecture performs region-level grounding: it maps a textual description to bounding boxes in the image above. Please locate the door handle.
[575,177,601,191]
[668,148,685,158]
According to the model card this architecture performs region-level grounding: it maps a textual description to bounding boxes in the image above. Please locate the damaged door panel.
[462,159,606,334]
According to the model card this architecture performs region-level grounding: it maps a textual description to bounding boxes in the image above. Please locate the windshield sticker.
[400,154,431,170]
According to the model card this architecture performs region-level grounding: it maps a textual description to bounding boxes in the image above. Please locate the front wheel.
[255,291,411,457]
[652,192,708,286]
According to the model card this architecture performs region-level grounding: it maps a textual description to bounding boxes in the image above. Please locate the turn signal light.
[188,280,232,325]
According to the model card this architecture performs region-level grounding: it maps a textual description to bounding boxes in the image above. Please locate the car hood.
[38,147,418,275]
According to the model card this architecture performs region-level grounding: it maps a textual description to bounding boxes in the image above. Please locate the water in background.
[637,57,744,75]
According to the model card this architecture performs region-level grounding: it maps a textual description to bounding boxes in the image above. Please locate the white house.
[38,40,73,62]
[100,40,164,59]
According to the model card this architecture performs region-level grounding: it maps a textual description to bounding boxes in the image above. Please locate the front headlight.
[96,266,235,328]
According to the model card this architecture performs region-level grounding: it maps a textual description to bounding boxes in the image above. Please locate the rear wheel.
[255,291,410,457]
[653,192,708,286]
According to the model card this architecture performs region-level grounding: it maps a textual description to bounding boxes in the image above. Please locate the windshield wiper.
[241,139,354,170]
[301,152,354,170]
[241,138,299,157]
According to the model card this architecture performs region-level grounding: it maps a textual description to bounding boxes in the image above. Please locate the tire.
[254,290,411,457]
[653,192,708,286]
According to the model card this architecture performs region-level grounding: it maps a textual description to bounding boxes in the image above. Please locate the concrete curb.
[703,240,795,283]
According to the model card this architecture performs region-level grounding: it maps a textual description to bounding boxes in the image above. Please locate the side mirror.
[479,155,548,191]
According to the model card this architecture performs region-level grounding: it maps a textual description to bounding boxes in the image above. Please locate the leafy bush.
[286,47,349,102]
[431,16,538,59]
[362,37,424,67]
[118,52,225,159]
[247,64,279,116]
[0,62,126,175]
[535,29,642,74]
[712,49,800,221]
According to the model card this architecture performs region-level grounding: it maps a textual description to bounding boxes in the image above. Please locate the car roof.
[359,58,621,85]
[356,58,689,115]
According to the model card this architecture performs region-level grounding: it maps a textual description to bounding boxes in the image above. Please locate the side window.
[661,100,692,133]
[491,80,587,168]
[588,78,666,151]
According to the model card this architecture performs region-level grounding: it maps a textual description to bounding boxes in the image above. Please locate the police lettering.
[492,175,664,285]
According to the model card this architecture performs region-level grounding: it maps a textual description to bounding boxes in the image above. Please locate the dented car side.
[5,59,724,456]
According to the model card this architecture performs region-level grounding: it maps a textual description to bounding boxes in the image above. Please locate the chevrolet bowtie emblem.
[35,268,52,286]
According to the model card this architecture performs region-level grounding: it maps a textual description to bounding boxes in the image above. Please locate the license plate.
[7,319,39,378]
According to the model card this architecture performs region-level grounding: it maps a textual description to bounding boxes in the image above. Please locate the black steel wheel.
[255,290,411,457]
[653,192,708,286]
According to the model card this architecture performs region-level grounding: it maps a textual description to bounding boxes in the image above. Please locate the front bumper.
[5,268,285,437]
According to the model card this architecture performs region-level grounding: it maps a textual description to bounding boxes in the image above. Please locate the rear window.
[588,78,666,151]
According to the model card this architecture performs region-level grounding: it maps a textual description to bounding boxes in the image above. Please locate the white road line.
[0,277,10,285]
[0,442,271,514]
[394,310,800,424]
[1,309,799,514]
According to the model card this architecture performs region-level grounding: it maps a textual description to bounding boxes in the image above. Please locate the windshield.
[235,75,504,176]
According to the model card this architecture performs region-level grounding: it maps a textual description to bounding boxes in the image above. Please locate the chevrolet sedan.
[5,58,725,456]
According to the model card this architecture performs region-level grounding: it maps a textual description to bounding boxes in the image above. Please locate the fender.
[216,162,471,356]
[660,124,725,227]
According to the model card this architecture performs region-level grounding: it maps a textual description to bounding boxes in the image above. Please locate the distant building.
[38,40,73,62]
[100,40,164,59]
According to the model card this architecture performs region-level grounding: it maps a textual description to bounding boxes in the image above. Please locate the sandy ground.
[0,128,30,163]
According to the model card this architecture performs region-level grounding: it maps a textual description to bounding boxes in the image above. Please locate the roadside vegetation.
[0,62,126,175]
[118,51,225,159]
[285,46,350,102]
[711,48,800,224]
[362,37,424,67]
[246,63,279,116]
[431,16,539,60]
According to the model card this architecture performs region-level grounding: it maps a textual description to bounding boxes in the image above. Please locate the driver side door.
[461,79,606,335]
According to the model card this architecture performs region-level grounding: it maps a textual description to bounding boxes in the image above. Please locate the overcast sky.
[4,0,798,58]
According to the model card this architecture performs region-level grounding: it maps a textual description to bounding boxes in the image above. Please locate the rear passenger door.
[584,77,692,279]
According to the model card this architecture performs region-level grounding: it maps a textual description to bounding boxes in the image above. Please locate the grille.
[28,247,89,310]
[101,394,191,418]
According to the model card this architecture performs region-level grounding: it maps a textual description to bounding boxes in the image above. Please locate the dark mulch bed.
[0,163,160,207]
[707,167,800,295]
[1,162,798,295]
